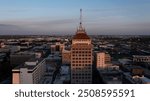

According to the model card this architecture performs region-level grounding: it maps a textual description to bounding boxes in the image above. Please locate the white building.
[12,58,46,84]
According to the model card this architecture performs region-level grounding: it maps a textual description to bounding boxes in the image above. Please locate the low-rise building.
[98,69,122,84]
[133,55,150,63]
[50,42,64,54]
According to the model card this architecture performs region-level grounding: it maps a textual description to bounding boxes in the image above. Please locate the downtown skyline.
[0,0,150,35]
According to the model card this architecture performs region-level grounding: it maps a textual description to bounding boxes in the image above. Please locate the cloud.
[8,18,78,32]
[0,8,30,13]
[0,16,150,35]
[0,18,78,34]
[0,24,21,30]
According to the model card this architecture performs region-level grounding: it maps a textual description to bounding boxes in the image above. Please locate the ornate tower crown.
[73,9,90,39]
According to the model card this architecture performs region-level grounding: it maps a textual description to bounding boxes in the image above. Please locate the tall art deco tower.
[71,9,93,84]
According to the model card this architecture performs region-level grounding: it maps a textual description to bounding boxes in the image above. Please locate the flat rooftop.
[12,58,44,72]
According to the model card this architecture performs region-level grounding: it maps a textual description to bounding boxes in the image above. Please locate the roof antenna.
[80,9,82,27]
[79,9,82,30]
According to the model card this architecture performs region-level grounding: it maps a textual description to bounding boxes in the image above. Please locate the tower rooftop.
[72,31,90,39]
[73,9,90,40]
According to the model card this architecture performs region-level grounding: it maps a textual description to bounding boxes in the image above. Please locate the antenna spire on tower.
[80,9,82,26]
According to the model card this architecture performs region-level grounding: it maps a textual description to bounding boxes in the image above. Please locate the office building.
[71,9,93,84]
[96,52,111,69]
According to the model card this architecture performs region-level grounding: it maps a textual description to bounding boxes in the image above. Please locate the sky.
[0,0,150,35]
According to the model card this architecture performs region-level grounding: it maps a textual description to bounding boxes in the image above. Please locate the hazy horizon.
[0,0,150,35]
